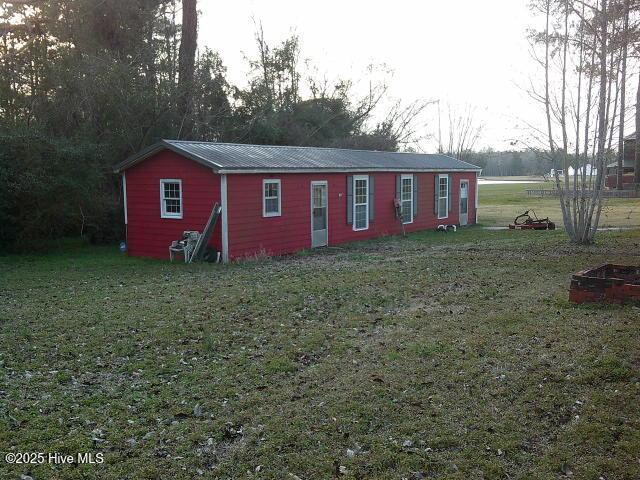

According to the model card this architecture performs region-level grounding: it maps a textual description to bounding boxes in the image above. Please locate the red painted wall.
[226,171,476,260]
[605,173,635,189]
[124,150,221,259]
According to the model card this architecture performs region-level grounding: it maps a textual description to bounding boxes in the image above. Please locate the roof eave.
[217,167,483,174]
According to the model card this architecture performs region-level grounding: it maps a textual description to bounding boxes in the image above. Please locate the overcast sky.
[199,0,539,152]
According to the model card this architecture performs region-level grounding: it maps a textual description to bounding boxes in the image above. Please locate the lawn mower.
[508,210,556,230]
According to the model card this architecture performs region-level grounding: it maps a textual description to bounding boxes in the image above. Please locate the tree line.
[0,0,430,249]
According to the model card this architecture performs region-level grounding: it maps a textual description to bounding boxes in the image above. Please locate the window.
[401,175,413,224]
[353,175,369,231]
[438,174,449,219]
[160,179,182,219]
[263,179,281,217]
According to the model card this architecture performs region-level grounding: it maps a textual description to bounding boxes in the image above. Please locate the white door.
[311,182,328,247]
[459,180,469,226]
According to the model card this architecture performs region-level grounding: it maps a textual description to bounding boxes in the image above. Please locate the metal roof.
[114,140,481,173]
[606,158,635,168]
[624,132,637,141]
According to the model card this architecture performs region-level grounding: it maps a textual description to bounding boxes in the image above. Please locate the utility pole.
[437,99,442,154]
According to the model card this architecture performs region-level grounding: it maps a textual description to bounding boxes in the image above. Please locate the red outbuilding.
[114,140,481,262]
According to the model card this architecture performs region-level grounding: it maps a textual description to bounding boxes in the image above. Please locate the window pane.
[164,182,180,199]
[401,200,411,221]
[265,197,279,214]
[439,177,448,204]
[165,199,181,213]
[401,178,412,201]
[355,179,367,204]
[460,198,468,214]
[265,182,278,198]
[438,198,447,218]
[313,186,325,208]
[313,207,326,230]
[355,204,367,229]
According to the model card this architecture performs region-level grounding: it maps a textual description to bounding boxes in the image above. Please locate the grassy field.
[478,182,640,228]
[1,224,640,479]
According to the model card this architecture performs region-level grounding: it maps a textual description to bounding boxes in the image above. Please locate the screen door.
[459,180,469,226]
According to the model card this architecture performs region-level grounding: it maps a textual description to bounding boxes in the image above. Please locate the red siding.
[226,171,476,260]
[125,150,221,259]
[605,173,635,189]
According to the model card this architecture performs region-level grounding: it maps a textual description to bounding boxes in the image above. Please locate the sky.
[199,0,540,152]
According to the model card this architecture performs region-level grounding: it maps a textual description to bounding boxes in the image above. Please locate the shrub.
[0,130,122,251]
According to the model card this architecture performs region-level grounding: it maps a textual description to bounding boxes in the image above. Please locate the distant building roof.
[624,132,637,141]
[114,140,481,174]
[606,158,635,168]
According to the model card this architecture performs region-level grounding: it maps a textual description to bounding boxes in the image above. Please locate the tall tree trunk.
[178,0,197,139]
[616,0,629,189]
[559,0,574,239]
[633,69,640,184]
[544,0,570,236]
[574,0,585,235]
[586,0,609,242]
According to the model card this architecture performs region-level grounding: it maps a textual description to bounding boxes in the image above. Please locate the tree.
[616,0,629,189]
[443,103,484,161]
[636,68,640,184]
[528,0,638,243]
[0,2,437,249]
[177,0,198,138]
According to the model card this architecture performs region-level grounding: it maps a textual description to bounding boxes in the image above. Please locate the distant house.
[113,141,481,262]
[606,132,636,188]
[550,165,597,178]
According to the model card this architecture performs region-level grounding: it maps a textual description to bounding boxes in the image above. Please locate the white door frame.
[310,181,328,247]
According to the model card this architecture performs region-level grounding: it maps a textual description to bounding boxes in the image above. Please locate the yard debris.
[333,461,348,476]
[508,210,555,230]
[559,462,573,476]
[222,422,243,440]
[91,428,106,443]
[436,224,457,233]
[346,444,365,458]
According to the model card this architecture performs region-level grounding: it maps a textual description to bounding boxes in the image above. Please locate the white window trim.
[400,174,413,225]
[353,175,369,231]
[263,179,282,217]
[160,179,183,219]
[437,174,449,220]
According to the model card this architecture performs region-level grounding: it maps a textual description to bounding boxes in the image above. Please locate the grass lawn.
[1,225,639,479]
[478,182,640,228]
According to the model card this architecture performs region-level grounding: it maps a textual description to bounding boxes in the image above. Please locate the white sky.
[199,0,539,152]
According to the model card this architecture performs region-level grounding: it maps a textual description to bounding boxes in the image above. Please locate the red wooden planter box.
[569,264,640,304]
